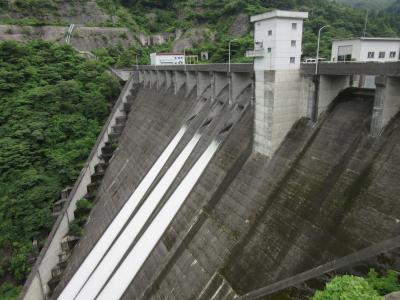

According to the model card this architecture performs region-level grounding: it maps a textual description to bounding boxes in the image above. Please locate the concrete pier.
[371,76,400,136]
[254,70,305,157]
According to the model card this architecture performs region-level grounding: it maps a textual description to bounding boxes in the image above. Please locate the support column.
[165,71,173,90]
[156,70,165,90]
[315,74,350,119]
[230,72,252,103]
[213,72,229,101]
[254,70,303,157]
[186,71,197,96]
[174,71,186,94]
[143,70,150,88]
[150,70,157,89]
[371,76,400,136]
[197,71,211,98]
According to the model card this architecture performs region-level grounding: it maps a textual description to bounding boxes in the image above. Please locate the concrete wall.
[371,76,400,136]
[139,68,253,104]
[21,77,137,300]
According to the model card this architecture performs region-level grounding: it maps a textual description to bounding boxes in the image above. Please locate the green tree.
[312,275,383,300]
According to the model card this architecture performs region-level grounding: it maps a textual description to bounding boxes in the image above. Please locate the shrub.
[367,269,400,296]
[312,275,383,300]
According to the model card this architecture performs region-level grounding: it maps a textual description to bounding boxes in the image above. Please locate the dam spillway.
[20,63,400,300]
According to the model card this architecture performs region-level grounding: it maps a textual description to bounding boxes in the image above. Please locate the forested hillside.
[96,0,400,62]
[1,0,400,62]
[337,0,395,9]
[0,40,120,298]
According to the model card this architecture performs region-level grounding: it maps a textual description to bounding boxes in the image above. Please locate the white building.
[331,38,400,62]
[246,10,308,71]
[150,53,185,65]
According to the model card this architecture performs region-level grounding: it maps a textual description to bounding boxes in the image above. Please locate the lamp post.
[315,25,330,75]
[135,54,139,71]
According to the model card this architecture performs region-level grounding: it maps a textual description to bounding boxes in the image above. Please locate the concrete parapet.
[371,76,400,136]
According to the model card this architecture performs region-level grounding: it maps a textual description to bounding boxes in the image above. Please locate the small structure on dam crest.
[247,10,309,157]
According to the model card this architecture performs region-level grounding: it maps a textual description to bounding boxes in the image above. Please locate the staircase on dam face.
[47,93,136,294]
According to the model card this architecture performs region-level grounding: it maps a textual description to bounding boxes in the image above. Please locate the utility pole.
[363,10,369,37]
[315,25,330,75]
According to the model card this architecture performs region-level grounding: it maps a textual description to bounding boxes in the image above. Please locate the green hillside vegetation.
[1,0,400,63]
[337,0,395,10]
[312,269,400,299]
[387,0,400,13]
[0,40,120,297]
[95,0,400,64]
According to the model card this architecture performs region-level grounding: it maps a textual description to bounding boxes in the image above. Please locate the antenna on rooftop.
[363,10,369,37]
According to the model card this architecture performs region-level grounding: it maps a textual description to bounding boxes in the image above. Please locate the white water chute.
[58,127,187,300]
[97,139,221,300]
[75,133,203,300]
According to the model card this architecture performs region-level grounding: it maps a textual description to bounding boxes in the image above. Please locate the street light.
[315,25,330,75]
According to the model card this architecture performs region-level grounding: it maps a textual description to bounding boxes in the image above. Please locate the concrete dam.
[20,60,400,300]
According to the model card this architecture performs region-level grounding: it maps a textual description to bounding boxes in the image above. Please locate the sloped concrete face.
[49,70,400,300]
[117,89,400,299]
[52,84,200,299]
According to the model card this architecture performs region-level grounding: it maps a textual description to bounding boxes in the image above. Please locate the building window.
[290,57,295,64]
[379,52,386,59]
[267,47,272,53]
[367,52,374,59]
[390,51,396,58]
[292,23,297,30]
[268,30,272,36]
[291,40,296,47]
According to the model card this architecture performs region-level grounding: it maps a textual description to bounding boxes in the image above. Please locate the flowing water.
[96,139,221,300]
[58,127,187,300]
[75,133,202,300]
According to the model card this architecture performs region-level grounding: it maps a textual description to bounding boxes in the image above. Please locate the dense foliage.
[312,275,383,300]
[94,0,400,63]
[2,0,400,64]
[312,270,400,299]
[0,40,120,296]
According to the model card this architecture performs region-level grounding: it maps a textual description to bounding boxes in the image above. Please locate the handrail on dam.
[301,61,400,76]
[137,63,254,73]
